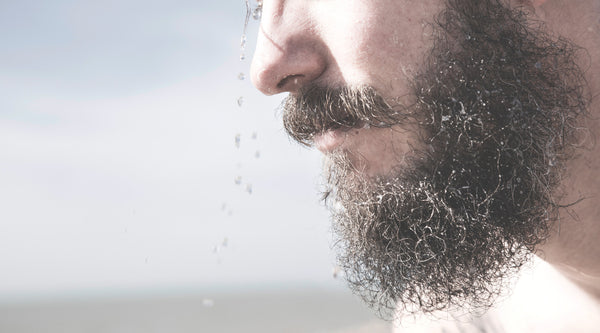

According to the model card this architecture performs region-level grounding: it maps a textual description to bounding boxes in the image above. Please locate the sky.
[0,0,341,300]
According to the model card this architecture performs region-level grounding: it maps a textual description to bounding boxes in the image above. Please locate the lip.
[313,129,348,153]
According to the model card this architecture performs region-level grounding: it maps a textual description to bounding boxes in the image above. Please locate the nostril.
[277,74,305,90]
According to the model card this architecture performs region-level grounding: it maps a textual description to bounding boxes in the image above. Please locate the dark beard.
[282,0,588,319]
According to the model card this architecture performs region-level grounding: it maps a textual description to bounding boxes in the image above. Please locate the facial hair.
[282,0,588,319]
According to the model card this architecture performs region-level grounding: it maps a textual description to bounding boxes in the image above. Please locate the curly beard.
[282,0,588,319]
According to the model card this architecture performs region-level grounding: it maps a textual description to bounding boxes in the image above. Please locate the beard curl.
[322,0,589,320]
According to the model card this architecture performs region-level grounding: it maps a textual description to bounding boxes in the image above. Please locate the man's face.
[252,0,444,176]
[251,0,587,317]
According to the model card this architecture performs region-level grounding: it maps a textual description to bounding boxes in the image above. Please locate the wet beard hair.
[282,0,588,319]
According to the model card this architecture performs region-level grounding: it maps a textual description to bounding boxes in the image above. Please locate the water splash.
[240,0,251,61]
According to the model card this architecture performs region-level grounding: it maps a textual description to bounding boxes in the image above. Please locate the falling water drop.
[239,53,246,61]
[246,183,253,194]
[240,35,247,55]
[234,134,241,148]
[252,6,262,20]
[332,266,343,279]
[238,72,246,80]
[237,96,244,107]
[202,299,215,308]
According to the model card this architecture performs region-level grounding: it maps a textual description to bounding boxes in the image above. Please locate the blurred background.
[0,0,389,331]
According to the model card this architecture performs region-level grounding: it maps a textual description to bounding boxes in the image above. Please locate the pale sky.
[0,0,341,300]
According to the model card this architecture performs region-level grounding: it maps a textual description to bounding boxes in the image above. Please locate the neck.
[540,92,600,302]
[534,0,600,301]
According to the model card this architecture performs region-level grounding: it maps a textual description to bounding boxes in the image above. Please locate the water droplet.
[202,299,215,308]
[237,96,244,107]
[240,34,247,49]
[332,266,343,279]
[254,150,260,159]
[222,237,228,247]
[251,132,257,139]
[238,72,245,81]
[234,176,242,185]
[245,183,253,194]
[239,53,246,61]
[252,6,262,20]
[234,134,241,148]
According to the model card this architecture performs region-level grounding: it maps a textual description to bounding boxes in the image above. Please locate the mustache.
[281,85,411,146]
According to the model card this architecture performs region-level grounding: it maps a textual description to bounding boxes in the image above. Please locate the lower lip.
[313,130,347,153]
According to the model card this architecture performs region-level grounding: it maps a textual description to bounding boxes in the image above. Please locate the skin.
[251,0,441,175]
[251,0,600,329]
[530,0,600,299]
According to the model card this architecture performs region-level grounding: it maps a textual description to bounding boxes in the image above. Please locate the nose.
[250,1,327,95]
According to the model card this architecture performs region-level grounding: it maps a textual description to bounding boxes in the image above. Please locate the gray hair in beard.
[282,0,589,320]
[282,85,413,146]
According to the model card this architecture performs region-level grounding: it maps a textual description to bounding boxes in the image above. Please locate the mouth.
[313,129,348,153]
[313,122,370,153]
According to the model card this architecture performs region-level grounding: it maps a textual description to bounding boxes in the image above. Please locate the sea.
[0,286,391,333]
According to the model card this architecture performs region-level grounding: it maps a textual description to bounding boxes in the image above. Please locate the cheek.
[318,1,441,95]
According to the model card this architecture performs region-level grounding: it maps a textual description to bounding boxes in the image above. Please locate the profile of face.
[251,0,590,318]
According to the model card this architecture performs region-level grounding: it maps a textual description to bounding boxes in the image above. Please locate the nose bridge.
[250,1,327,95]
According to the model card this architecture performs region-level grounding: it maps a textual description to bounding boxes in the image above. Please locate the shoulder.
[393,259,600,333]
[492,259,600,332]
[393,313,502,333]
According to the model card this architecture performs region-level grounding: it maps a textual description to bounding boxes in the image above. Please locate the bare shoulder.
[492,259,600,332]
[393,314,503,333]
[394,259,600,333]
